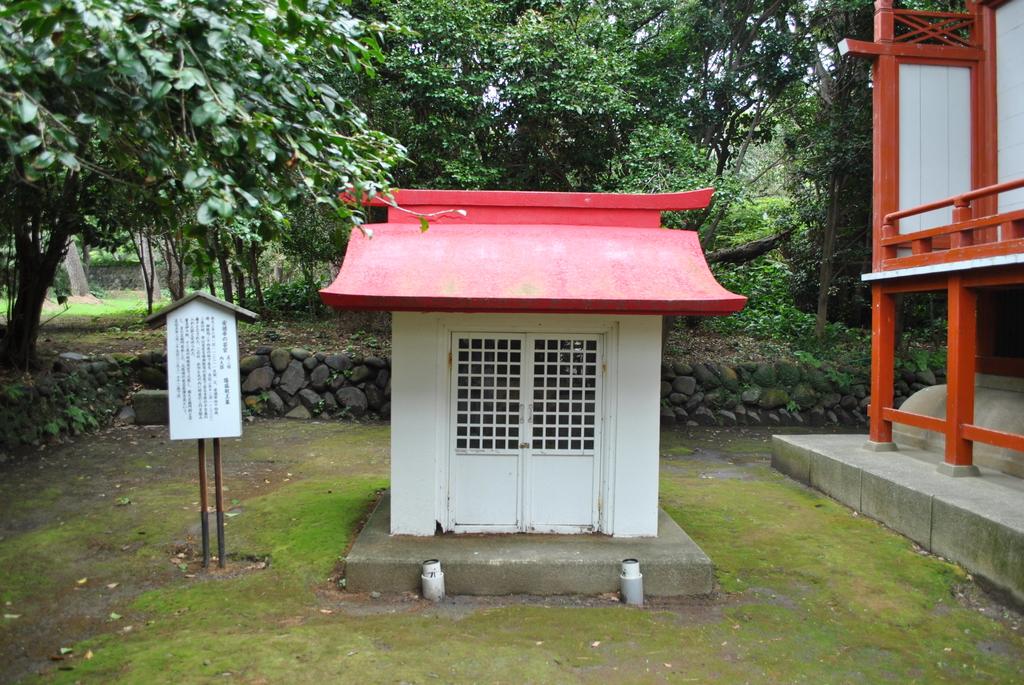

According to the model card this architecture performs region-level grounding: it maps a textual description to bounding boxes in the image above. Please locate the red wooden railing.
[872,178,1024,460]
[879,178,1024,271]
[872,2,977,48]
[892,9,975,47]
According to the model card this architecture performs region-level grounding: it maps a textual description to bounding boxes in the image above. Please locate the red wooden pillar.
[870,1,899,272]
[868,284,896,447]
[942,275,980,476]
[866,0,898,452]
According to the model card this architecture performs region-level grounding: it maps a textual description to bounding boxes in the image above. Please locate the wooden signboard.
[165,298,243,440]
[146,292,257,568]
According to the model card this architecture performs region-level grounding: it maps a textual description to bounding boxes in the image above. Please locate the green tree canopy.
[1,0,404,366]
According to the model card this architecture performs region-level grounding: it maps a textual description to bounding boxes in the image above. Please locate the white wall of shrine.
[898,63,972,233]
[997,0,1024,213]
[389,311,662,537]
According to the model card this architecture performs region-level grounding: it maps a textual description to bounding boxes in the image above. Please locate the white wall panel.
[998,0,1024,213]
[898,64,972,233]
[390,312,442,535]
[389,312,662,537]
[609,315,662,537]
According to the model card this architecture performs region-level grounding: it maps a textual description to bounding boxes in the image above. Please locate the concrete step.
[345,494,714,597]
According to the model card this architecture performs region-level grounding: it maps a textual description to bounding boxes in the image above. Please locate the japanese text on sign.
[167,300,242,440]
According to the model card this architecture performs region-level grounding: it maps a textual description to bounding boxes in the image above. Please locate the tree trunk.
[894,293,906,352]
[215,238,234,304]
[248,242,264,309]
[63,238,90,297]
[707,230,792,265]
[133,232,161,314]
[232,237,247,309]
[661,316,677,354]
[301,264,318,316]
[142,235,161,302]
[1,169,82,369]
[814,175,842,340]
[160,234,186,300]
[1,217,70,369]
[1,263,58,369]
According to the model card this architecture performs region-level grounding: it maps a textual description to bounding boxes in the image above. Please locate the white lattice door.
[449,333,603,533]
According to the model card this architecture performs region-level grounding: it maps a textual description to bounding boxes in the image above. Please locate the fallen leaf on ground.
[85,650,94,660]
[4,614,21,619]
[590,641,601,648]
[106,583,119,589]
[109,612,122,621]
[76,578,88,585]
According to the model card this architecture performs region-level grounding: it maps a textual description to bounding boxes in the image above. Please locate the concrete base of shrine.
[343,494,714,597]
[771,433,1024,605]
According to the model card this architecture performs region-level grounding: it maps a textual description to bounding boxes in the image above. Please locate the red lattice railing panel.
[893,9,975,47]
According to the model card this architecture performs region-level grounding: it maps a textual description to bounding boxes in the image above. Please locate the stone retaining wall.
[87,263,149,290]
[2,344,947,452]
[131,346,391,421]
[238,347,390,419]
[0,353,130,451]
[658,360,945,428]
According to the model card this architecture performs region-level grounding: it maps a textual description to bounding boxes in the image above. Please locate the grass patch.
[0,482,193,604]
[661,472,1021,682]
[4,424,1021,684]
[39,294,153,320]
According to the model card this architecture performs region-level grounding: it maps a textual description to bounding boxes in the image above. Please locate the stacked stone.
[23,345,943,435]
[133,350,168,389]
[895,366,944,411]
[238,347,390,420]
[0,353,129,451]
[657,360,920,428]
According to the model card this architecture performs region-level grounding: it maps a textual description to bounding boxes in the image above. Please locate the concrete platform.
[772,434,1024,604]
[344,494,714,596]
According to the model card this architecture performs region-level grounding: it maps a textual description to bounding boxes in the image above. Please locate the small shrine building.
[321,189,744,537]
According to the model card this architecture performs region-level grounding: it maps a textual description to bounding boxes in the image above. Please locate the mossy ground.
[1,423,1021,683]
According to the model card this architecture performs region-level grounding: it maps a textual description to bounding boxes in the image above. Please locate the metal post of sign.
[197,439,210,568]
[213,437,226,569]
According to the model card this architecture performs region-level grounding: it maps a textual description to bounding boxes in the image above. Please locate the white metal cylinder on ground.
[620,558,643,606]
[421,559,445,601]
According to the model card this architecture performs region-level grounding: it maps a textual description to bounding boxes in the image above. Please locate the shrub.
[262,279,325,317]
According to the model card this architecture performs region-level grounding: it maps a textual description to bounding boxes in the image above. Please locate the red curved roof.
[320,221,746,316]
[355,188,717,228]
